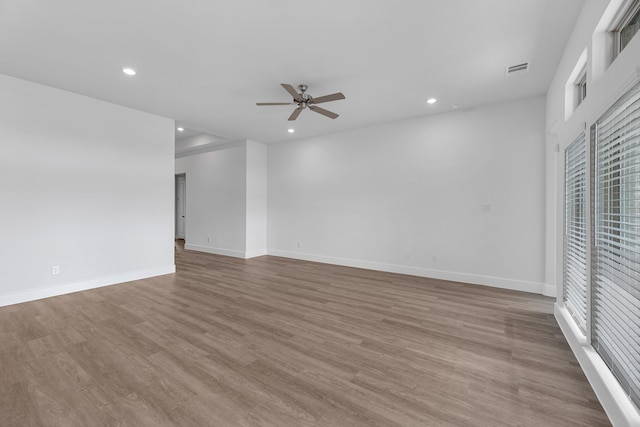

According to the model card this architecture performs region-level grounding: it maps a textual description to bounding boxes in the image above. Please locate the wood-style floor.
[0,242,610,426]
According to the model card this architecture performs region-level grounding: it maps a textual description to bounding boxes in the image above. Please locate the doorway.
[175,174,186,239]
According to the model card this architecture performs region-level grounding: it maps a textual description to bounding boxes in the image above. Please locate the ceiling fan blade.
[281,83,302,101]
[310,92,345,104]
[288,107,304,121]
[309,105,339,119]
[256,102,294,106]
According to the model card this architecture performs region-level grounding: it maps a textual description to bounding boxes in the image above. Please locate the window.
[576,70,587,108]
[564,133,588,333]
[591,81,640,408]
[565,50,588,120]
[620,3,640,52]
[612,0,640,58]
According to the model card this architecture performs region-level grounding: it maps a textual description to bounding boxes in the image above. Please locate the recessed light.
[122,67,136,76]
[288,128,295,133]
[427,98,437,104]
[177,127,184,132]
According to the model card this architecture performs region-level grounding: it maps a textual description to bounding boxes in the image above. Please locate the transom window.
[576,71,587,108]
[613,0,640,55]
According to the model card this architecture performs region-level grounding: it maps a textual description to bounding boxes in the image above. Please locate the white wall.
[175,139,268,258]
[175,133,226,156]
[0,73,175,306]
[246,140,267,258]
[546,1,640,425]
[268,96,546,294]
[175,141,248,257]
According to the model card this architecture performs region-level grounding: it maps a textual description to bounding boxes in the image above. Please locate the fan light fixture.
[427,98,437,104]
[257,84,345,121]
[288,129,295,133]
[122,67,137,76]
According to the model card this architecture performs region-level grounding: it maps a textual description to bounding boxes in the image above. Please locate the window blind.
[564,132,588,333]
[592,82,640,408]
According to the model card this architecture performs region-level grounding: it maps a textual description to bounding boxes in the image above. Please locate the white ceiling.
[0,0,584,144]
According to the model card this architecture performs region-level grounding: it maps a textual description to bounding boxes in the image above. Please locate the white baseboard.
[542,283,557,297]
[267,249,544,294]
[185,244,266,259]
[0,264,176,308]
[185,244,246,258]
[245,248,267,259]
[555,304,640,427]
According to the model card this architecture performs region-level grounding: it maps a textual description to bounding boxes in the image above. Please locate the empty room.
[1,0,639,426]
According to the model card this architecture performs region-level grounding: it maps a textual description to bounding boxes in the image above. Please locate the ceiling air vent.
[506,62,530,76]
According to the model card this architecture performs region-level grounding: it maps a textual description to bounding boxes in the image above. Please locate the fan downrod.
[297,84,309,104]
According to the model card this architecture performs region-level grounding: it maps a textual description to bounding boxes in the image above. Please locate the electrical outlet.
[297,241,301,248]
[207,237,211,243]
[52,266,60,275]
[432,256,437,263]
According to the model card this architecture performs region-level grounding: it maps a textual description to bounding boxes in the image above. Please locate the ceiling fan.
[257,84,345,121]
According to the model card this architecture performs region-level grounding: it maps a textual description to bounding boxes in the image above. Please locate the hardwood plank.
[0,241,612,426]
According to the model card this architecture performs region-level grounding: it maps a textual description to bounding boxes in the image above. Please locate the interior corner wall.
[545,0,640,425]
[0,73,175,307]
[267,96,546,294]
[175,141,249,258]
